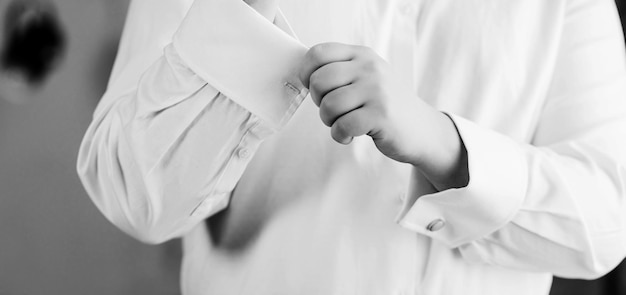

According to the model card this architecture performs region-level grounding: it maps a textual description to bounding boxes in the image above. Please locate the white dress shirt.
[77,0,626,294]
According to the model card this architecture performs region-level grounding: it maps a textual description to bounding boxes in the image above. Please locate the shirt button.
[426,219,446,232]
[237,147,250,159]
[399,2,418,17]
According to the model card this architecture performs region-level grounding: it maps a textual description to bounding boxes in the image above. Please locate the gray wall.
[0,0,180,294]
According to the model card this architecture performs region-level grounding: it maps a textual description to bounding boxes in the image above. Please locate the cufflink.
[284,82,302,96]
[426,218,446,232]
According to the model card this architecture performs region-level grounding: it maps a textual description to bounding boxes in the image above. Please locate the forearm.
[398,113,626,278]
[78,47,263,243]
[79,0,309,244]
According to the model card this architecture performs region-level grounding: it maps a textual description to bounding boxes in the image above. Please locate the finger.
[309,61,357,107]
[318,84,364,127]
[330,109,374,145]
[299,42,360,89]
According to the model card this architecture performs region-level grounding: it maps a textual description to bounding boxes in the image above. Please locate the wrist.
[415,112,469,191]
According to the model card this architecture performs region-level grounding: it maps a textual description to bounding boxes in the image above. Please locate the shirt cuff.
[172,0,309,130]
[396,114,528,248]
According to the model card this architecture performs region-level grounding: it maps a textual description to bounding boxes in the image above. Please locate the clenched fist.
[298,42,468,190]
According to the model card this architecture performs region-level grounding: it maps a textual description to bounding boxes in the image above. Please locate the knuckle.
[320,113,332,127]
[335,117,352,135]
[309,71,323,89]
[325,63,340,77]
[309,43,328,59]
[357,54,385,73]
[331,130,345,143]
[355,45,372,54]
[310,92,322,107]
[319,96,338,125]
[361,58,378,73]
[319,104,332,127]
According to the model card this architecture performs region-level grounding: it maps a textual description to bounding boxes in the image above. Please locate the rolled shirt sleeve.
[77,0,308,244]
[397,0,626,279]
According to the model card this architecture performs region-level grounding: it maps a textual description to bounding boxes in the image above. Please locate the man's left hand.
[298,42,469,190]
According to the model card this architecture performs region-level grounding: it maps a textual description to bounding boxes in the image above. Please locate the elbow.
[76,142,175,246]
[76,112,206,246]
[91,188,178,245]
[93,193,178,246]
[123,221,173,245]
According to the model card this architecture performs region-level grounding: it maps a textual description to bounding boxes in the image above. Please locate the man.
[77,0,626,294]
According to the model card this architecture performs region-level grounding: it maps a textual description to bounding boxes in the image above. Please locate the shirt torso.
[178,1,562,294]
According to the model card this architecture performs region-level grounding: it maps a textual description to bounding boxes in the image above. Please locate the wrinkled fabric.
[77,0,626,294]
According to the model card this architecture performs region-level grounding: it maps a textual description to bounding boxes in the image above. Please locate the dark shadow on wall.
[0,1,182,294]
[550,1,626,294]
[1,0,66,85]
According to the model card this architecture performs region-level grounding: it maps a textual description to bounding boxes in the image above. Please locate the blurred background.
[0,0,180,294]
[0,0,624,294]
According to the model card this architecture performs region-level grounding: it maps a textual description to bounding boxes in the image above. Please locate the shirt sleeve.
[397,0,626,279]
[76,0,307,244]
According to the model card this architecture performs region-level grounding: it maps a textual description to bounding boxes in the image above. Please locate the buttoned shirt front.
[77,0,626,294]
